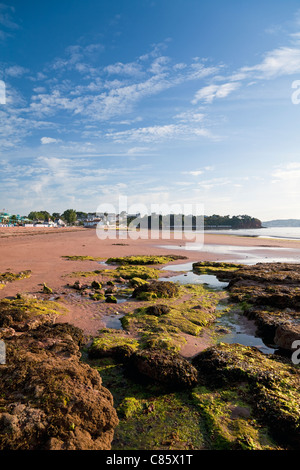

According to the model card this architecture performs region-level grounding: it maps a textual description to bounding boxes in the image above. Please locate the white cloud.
[0,3,18,34]
[40,137,60,144]
[5,65,28,77]
[104,61,143,76]
[192,82,240,104]
[241,47,300,78]
[272,162,300,182]
[174,110,205,123]
[127,146,152,155]
[106,124,214,143]
[183,170,203,176]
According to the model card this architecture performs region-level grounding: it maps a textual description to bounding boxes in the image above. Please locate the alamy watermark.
[95,197,204,247]
[291,340,300,365]
[291,80,300,104]
[0,340,6,365]
[0,80,6,105]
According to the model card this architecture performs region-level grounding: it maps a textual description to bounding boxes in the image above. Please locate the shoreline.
[1,227,300,290]
[1,226,300,339]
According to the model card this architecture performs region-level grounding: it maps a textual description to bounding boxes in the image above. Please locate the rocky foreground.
[200,261,300,353]
[0,297,119,450]
[0,259,299,450]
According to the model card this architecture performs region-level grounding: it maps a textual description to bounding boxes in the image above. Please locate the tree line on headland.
[26,210,262,230]
[139,213,262,230]
[203,214,262,229]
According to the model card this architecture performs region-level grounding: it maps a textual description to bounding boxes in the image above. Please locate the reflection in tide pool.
[102,312,124,329]
[161,269,228,289]
[215,308,276,354]
[161,262,229,289]
[163,262,277,354]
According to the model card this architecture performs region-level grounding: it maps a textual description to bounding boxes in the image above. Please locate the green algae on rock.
[86,354,280,450]
[87,356,206,450]
[116,265,159,280]
[192,343,300,448]
[225,262,300,351]
[62,255,104,261]
[129,277,150,288]
[192,386,276,450]
[65,269,105,278]
[0,325,118,450]
[88,329,139,360]
[0,296,67,329]
[127,349,198,389]
[0,270,31,289]
[132,280,180,300]
[42,283,53,294]
[120,284,222,353]
[106,255,188,265]
[105,295,118,304]
[192,261,243,275]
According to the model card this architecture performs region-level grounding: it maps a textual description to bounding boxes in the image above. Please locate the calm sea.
[159,226,300,264]
[204,226,300,240]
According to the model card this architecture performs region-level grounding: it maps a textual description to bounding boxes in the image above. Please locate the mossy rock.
[136,292,158,301]
[105,295,117,304]
[62,255,104,261]
[117,397,144,419]
[192,261,243,274]
[129,277,150,288]
[0,322,118,450]
[0,297,66,330]
[42,283,53,294]
[192,343,300,448]
[91,280,102,289]
[127,349,198,389]
[88,331,139,361]
[66,270,105,278]
[144,304,171,316]
[115,265,159,280]
[106,255,187,265]
[132,281,179,299]
[192,386,275,450]
[0,270,31,284]
[141,331,186,352]
[90,293,105,301]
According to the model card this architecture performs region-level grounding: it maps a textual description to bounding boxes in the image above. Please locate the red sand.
[1,226,300,355]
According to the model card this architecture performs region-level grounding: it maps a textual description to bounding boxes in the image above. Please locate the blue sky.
[1,0,300,220]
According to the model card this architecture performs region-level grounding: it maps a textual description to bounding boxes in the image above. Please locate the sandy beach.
[1,225,300,451]
[1,226,300,344]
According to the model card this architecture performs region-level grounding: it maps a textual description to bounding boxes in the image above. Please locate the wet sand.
[1,226,300,353]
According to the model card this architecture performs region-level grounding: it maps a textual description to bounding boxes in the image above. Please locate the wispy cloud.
[0,3,18,40]
[241,47,300,79]
[106,123,214,143]
[40,137,60,144]
[192,82,240,104]
[182,170,203,176]
[5,65,29,77]
[272,162,300,182]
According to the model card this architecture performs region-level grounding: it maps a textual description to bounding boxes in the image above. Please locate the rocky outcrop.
[192,343,300,448]
[274,323,300,351]
[127,349,198,389]
[220,263,300,351]
[132,280,179,299]
[0,297,119,450]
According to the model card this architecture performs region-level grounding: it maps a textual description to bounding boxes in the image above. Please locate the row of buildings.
[0,210,140,228]
[0,210,67,227]
[83,212,140,228]
[0,211,30,226]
